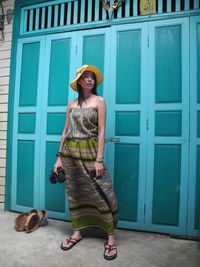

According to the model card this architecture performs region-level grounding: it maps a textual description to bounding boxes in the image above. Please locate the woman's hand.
[94,161,104,177]
[54,157,63,175]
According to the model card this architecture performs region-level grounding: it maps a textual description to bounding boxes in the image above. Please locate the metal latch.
[108,137,120,143]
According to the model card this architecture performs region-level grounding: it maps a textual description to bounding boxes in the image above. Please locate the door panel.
[11,33,77,219]
[109,23,149,229]
[187,15,200,237]
[40,32,77,220]
[12,36,46,211]
[146,18,189,235]
[48,38,72,106]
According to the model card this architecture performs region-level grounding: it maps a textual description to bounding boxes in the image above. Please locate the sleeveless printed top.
[65,107,98,139]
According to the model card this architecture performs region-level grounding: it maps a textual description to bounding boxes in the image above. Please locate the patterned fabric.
[60,107,118,234]
[65,107,98,139]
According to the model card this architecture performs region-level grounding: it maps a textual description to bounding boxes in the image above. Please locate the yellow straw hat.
[70,64,103,91]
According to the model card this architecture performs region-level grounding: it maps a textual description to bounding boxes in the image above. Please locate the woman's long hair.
[76,72,99,107]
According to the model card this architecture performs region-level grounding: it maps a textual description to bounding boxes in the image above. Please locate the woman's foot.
[60,230,82,250]
[104,234,117,260]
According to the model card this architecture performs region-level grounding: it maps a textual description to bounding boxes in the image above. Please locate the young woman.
[54,64,118,260]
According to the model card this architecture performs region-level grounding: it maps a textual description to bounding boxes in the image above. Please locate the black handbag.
[49,167,66,184]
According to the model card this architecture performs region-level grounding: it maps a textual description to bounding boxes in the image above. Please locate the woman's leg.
[61,230,82,248]
[104,231,117,258]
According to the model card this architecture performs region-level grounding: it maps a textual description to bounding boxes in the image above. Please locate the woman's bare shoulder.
[66,99,78,112]
[96,96,106,112]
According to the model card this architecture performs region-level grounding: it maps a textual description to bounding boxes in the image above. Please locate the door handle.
[108,137,120,143]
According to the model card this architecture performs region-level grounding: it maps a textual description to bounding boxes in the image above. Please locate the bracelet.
[96,156,104,160]
[56,152,62,157]
[96,158,104,163]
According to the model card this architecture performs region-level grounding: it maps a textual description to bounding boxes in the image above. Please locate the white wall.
[0,0,15,210]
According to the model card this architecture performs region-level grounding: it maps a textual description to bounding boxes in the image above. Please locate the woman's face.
[77,70,95,91]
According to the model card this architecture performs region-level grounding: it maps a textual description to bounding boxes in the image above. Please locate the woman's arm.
[96,97,106,160]
[94,97,106,177]
[58,102,72,153]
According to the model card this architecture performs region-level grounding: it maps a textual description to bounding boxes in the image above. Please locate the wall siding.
[0,0,14,210]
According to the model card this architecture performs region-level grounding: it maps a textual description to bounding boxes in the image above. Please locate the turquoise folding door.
[11,28,110,220]
[109,23,149,229]
[11,32,77,220]
[188,15,200,237]
[146,18,189,236]
[109,17,190,236]
[10,16,199,237]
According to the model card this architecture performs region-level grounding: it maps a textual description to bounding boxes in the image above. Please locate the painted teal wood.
[158,0,163,14]
[67,2,71,25]
[95,0,99,21]
[18,113,36,134]
[198,111,200,137]
[29,9,33,31]
[40,32,76,219]
[7,0,200,237]
[176,0,181,12]
[187,15,200,237]
[17,141,34,207]
[87,0,92,22]
[152,144,181,226]
[184,0,189,11]
[102,2,107,21]
[194,1,199,9]
[19,42,40,106]
[10,33,75,218]
[73,1,78,24]
[47,113,66,135]
[126,1,130,18]
[48,39,71,106]
[114,144,139,221]
[11,35,46,212]
[80,0,85,23]
[54,4,59,27]
[116,30,141,104]
[155,111,182,136]
[18,0,200,36]
[41,7,46,29]
[155,25,181,103]
[109,22,148,229]
[195,147,200,229]
[60,3,65,26]
[115,111,140,136]
[133,0,138,16]
[116,4,122,19]
[198,23,200,103]
[23,10,27,33]
[167,0,172,13]
[35,8,40,31]
[146,17,189,236]
[47,5,52,28]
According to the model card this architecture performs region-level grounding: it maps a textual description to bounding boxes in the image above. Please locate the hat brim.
[70,65,103,91]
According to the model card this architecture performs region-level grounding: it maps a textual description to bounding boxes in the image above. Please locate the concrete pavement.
[0,210,199,267]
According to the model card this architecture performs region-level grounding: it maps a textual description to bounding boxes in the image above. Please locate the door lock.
[108,137,120,143]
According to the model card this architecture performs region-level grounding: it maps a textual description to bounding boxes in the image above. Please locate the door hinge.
[146,118,149,130]
[147,36,149,47]
[144,204,146,215]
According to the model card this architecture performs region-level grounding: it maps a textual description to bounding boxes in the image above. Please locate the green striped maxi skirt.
[60,136,118,234]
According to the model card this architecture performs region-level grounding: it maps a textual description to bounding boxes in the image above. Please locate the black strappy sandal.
[60,236,82,250]
[104,241,117,260]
